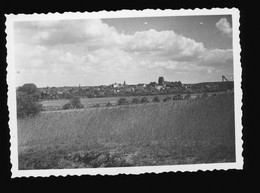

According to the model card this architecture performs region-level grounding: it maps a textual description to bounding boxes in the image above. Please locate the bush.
[17,91,43,119]
[172,94,182,101]
[106,102,113,107]
[117,98,129,105]
[211,93,217,97]
[202,93,208,98]
[140,97,149,104]
[70,97,84,108]
[63,97,84,109]
[131,98,140,104]
[163,96,172,102]
[75,103,84,109]
[62,103,73,110]
[93,103,100,108]
[183,94,191,100]
[152,96,160,103]
[70,97,81,107]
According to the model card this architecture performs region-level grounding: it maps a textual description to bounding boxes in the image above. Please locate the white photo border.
[6,8,243,178]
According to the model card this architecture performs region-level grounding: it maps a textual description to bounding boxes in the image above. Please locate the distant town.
[35,76,234,100]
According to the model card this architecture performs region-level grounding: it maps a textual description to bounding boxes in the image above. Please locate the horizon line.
[17,79,234,88]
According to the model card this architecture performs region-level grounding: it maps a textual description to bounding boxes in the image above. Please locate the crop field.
[40,92,224,110]
[18,92,235,169]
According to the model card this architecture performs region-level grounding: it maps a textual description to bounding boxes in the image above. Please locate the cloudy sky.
[14,15,233,87]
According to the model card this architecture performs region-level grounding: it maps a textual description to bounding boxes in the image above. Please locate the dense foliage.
[140,97,149,104]
[16,84,43,118]
[63,97,84,109]
[131,98,140,104]
[117,98,129,105]
[152,96,160,103]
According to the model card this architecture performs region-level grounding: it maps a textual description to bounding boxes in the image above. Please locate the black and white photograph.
[6,9,242,177]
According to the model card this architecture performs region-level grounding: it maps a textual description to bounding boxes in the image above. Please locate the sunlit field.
[18,92,235,169]
[40,92,224,110]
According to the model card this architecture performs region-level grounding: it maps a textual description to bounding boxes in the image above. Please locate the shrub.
[70,97,84,108]
[183,94,191,100]
[140,97,149,104]
[70,97,81,107]
[211,93,217,97]
[202,93,208,98]
[172,94,182,101]
[117,98,129,105]
[17,91,43,119]
[93,103,100,108]
[131,98,140,104]
[75,103,84,109]
[163,96,172,102]
[152,96,160,103]
[62,97,84,109]
[106,102,112,107]
[62,103,73,110]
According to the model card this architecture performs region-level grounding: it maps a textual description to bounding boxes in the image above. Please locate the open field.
[40,92,228,110]
[18,92,235,169]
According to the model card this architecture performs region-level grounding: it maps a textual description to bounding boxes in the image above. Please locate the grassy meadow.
[40,93,221,110]
[18,92,235,169]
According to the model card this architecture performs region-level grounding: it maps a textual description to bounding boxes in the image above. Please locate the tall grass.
[18,92,235,153]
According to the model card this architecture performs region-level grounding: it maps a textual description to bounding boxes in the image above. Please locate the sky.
[14,15,233,87]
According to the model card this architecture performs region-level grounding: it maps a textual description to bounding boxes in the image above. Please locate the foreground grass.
[18,92,235,169]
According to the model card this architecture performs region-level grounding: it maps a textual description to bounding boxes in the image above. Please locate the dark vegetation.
[106,102,112,107]
[16,83,43,119]
[37,80,234,100]
[62,97,84,110]
[152,96,160,103]
[163,96,172,102]
[131,98,140,104]
[140,97,149,104]
[117,98,129,105]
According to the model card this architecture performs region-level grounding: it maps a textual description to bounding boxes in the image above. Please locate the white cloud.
[201,49,233,65]
[14,19,233,86]
[216,18,232,37]
[123,29,206,61]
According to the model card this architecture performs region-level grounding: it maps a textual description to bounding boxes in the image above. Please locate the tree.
[70,97,80,107]
[172,94,182,101]
[149,82,157,87]
[17,83,40,101]
[16,91,42,118]
[62,103,73,110]
[63,97,84,110]
[183,94,191,100]
[93,103,100,107]
[117,98,129,105]
[140,97,149,104]
[163,96,171,102]
[202,93,208,98]
[131,98,140,104]
[211,93,217,97]
[70,97,84,108]
[17,83,37,95]
[106,102,112,107]
[152,96,160,103]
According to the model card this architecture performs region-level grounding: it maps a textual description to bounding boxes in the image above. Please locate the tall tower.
[158,77,164,85]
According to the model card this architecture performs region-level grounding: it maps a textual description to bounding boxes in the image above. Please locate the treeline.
[116,94,190,106]
[38,81,233,101]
